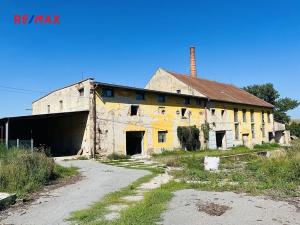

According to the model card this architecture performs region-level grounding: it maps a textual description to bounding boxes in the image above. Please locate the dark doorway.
[216,131,226,149]
[126,131,144,155]
[268,132,274,142]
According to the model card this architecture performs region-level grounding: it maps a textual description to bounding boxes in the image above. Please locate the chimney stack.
[190,47,197,78]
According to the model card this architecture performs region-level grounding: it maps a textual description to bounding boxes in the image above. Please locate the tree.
[287,122,300,137]
[243,83,299,124]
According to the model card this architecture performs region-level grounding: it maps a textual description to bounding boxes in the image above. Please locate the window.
[234,108,238,122]
[261,111,265,123]
[262,124,265,138]
[251,123,255,138]
[158,107,166,114]
[235,123,239,140]
[181,108,187,118]
[221,109,225,117]
[267,111,271,123]
[136,92,145,100]
[158,131,167,143]
[102,88,114,97]
[130,105,139,116]
[211,109,215,116]
[184,97,190,105]
[78,88,84,97]
[47,105,50,113]
[59,100,63,111]
[242,109,247,122]
[157,94,166,103]
[250,109,254,123]
[196,99,202,106]
[176,89,181,94]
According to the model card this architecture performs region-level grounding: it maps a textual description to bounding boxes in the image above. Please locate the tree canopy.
[243,83,299,124]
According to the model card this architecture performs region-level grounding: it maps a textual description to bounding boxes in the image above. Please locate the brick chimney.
[190,47,197,78]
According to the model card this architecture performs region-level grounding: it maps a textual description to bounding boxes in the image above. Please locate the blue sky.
[0,0,299,118]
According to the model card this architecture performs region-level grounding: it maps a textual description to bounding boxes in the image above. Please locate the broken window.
[130,105,139,116]
[176,89,181,94]
[158,131,167,143]
[59,100,63,111]
[78,88,84,97]
[184,97,190,105]
[242,109,247,122]
[157,94,166,103]
[102,88,114,97]
[251,123,255,138]
[181,108,187,118]
[136,92,145,100]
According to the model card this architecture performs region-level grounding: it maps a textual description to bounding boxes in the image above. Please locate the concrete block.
[0,192,16,210]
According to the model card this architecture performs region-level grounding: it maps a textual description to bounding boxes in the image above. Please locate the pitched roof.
[168,71,274,108]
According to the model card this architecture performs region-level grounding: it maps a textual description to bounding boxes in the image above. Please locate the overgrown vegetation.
[288,121,300,137]
[0,145,78,197]
[177,126,200,151]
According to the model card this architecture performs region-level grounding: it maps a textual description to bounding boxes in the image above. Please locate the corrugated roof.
[168,71,274,108]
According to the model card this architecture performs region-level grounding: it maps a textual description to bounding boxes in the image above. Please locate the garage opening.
[216,131,226,149]
[126,131,144,155]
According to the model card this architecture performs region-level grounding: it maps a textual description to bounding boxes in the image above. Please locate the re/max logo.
[14,15,60,24]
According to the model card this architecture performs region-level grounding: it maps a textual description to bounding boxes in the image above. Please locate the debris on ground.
[197,201,231,216]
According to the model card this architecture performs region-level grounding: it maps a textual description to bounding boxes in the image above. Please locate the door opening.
[126,131,144,155]
[242,133,249,146]
[216,131,226,149]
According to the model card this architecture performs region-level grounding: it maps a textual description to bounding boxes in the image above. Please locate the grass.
[107,153,131,160]
[169,141,300,198]
[0,144,78,197]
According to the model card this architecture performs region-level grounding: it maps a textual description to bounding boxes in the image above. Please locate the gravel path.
[1,159,149,225]
[162,189,300,225]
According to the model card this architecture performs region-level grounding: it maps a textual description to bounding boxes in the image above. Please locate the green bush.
[253,142,280,150]
[0,145,54,196]
[177,126,200,151]
[107,153,131,160]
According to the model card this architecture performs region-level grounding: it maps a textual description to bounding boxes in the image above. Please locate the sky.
[0,0,299,118]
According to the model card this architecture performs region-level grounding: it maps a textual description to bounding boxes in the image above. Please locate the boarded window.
[158,131,167,143]
[130,105,139,116]
[157,94,166,103]
[136,92,145,100]
[102,88,114,97]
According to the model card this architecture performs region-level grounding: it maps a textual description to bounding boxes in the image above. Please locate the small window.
[184,97,190,105]
[267,112,271,123]
[242,109,247,122]
[130,105,139,116]
[158,107,166,114]
[211,109,215,116]
[251,123,255,138]
[136,92,145,100]
[158,131,167,143]
[235,123,239,140]
[157,94,166,103]
[102,88,114,97]
[181,108,187,118]
[221,109,225,117]
[176,89,181,94]
[78,88,84,97]
[262,111,265,123]
[59,100,63,111]
[47,105,50,113]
